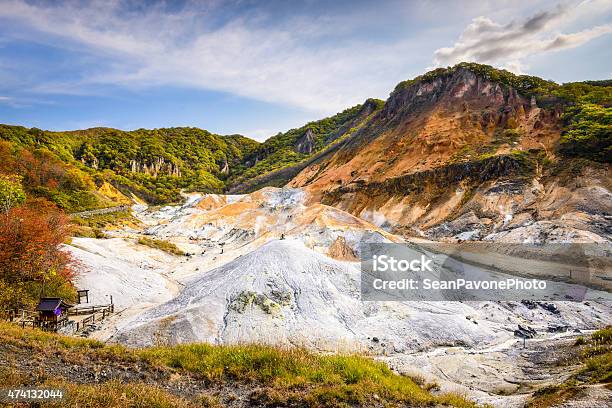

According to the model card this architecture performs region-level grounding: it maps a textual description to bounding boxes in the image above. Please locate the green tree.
[560,103,612,162]
[0,175,26,214]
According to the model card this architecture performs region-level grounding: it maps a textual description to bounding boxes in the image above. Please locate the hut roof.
[36,298,73,311]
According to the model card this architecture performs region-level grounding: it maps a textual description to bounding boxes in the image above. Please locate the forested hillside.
[0,100,384,209]
[0,63,609,215]
[0,126,258,207]
[225,99,384,191]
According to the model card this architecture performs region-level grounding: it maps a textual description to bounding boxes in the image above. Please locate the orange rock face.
[327,236,358,261]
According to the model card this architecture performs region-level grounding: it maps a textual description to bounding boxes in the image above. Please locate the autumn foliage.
[0,140,98,212]
[0,139,82,310]
[0,200,77,310]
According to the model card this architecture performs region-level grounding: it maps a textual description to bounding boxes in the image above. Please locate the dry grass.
[137,236,185,256]
[0,320,105,350]
[48,381,200,408]
[0,375,200,408]
[526,383,581,408]
[527,326,612,407]
[71,210,138,238]
[0,322,481,407]
[140,343,478,407]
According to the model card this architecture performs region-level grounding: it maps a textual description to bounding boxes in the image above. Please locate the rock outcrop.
[295,128,316,154]
[327,236,358,260]
[220,158,230,174]
[287,65,609,243]
[130,157,181,177]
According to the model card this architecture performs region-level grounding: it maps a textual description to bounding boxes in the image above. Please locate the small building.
[36,298,73,331]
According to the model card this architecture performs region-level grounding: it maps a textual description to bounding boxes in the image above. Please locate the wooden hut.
[35,298,73,331]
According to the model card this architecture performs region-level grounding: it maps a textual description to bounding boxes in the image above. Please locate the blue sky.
[0,0,611,141]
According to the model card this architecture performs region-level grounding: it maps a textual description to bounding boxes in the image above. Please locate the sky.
[0,0,611,141]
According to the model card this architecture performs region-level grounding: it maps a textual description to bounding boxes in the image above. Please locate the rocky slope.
[287,64,611,243]
[226,98,384,193]
[65,189,610,351]
[65,189,611,407]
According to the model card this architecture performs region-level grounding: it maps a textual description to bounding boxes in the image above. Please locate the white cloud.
[0,0,609,116]
[243,129,277,142]
[433,1,612,72]
[0,0,417,114]
[0,95,21,107]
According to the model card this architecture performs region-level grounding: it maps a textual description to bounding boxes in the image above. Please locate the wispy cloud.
[0,0,418,114]
[0,0,610,118]
[0,95,23,108]
[433,1,612,72]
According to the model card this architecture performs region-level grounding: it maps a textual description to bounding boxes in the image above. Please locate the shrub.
[137,237,185,256]
[0,174,25,214]
[560,103,612,162]
[592,326,612,344]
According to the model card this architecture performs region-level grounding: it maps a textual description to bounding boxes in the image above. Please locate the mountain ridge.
[287,63,610,241]
[0,62,609,214]
[1,63,610,408]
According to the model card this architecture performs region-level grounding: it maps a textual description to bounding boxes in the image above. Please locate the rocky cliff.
[295,128,316,154]
[227,98,384,193]
[130,157,181,177]
[288,64,611,242]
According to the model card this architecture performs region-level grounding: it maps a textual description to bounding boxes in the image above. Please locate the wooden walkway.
[1,304,114,334]
[70,205,130,218]
[69,304,114,332]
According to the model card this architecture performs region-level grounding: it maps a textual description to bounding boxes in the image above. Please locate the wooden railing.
[17,317,70,331]
[75,315,94,332]
[2,304,114,334]
[69,304,114,316]
[19,320,37,329]
[0,309,37,322]
[71,304,114,333]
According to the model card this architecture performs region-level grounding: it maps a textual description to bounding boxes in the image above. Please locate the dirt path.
[382,331,596,407]
[556,384,612,408]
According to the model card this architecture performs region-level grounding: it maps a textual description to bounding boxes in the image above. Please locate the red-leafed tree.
[0,199,77,309]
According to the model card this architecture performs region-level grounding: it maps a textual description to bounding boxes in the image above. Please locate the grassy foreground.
[0,322,479,407]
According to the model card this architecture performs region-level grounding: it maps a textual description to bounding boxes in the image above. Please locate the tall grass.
[0,322,479,407]
[140,343,477,407]
[44,381,200,408]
